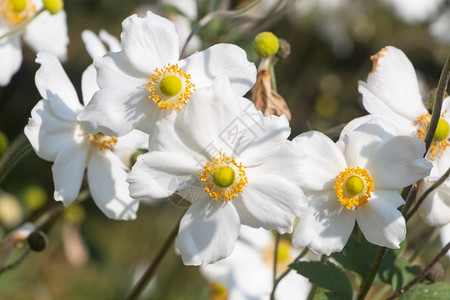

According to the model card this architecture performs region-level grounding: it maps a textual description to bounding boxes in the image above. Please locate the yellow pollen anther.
[146,63,195,111]
[199,153,247,202]
[1,0,36,25]
[334,167,374,210]
[213,166,235,188]
[86,132,117,151]
[414,113,450,160]
[434,118,449,141]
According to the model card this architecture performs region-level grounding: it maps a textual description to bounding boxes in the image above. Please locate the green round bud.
[0,131,8,155]
[434,118,449,141]
[213,166,235,188]
[159,75,182,96]
[63,204,85,224]
[345,176,364,195]
[10,0,27,12]
[253,32,279,58]
[27,231,48,252]
[43,0,63,15]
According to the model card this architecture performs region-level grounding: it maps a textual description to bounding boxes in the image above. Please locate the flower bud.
[23,185,47,211]
[63,204,85,224]
[253,32,279,58]
[27,231,48,252]
[43,0,63,15]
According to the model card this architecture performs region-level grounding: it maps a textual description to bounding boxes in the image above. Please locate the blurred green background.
[0,0,449,298]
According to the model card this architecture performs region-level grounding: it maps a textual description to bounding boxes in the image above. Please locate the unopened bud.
[425,262,444,282]
[275,39,291,59]
[253,32,279,58]
[43,0,63,15]
[27,231,48,252]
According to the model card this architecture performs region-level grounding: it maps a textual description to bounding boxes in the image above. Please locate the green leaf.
[379,258,421,292]
[290,261,352,300]
[313,292,342,300]
[398,283,450,300]
[331,234,379,278]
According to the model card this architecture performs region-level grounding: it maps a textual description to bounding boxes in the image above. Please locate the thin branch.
[126,213,184,300]
[180,0,262,58]
[357,247,388,300]
[0,249,31,275]
[386,241,450,300]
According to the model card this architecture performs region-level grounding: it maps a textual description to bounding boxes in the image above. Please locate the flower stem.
[270,247,309,300]
[272,232,280,284]
[357,247,388,300]
[180,0,262,58]
[0,133,32,184]
[386,241,450,300]
[126,213,183,300]
[423,54,450,154]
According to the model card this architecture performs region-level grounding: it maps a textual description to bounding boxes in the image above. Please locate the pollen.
[0,0,36,25]
[146,63,195,111]
[86,132,117,151]
[199,153,247,202]
[414,113,450,160]
[334,167,374,210]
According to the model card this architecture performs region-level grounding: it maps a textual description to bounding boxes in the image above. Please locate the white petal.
[0,35,22,86]
[439,224,450,258]
[291,131,347,191]
[359,46,427,121]
[240,171,305,233]
[356,193,406,249]
[52,142,89,206]
[35,52,83,121]
[121,11,179,74]
[181,43,257,95]
[367,136,431,189]
[176,198,240,265]
[127,151,201,200]
[99,29,121,52]
[78,87,157,137]
[24,100,77,161]
[94,51,146,90]
[81,30,107,60]
[87,150,139,220]
[292,190,356,255]
[24,10,69,60]
[238,113,291,166]
[277,272,312,300]
[80,64,99,106]
[340,120,395,168]
[339,115,399,141]
[181,76,244,153]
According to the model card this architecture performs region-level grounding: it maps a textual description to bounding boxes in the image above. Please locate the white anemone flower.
[77,11,256,137]
[0,0,68,86]
[440,223,450,259]
[358,46,450,226]
[201,226,312,300]
[24,51,139,220]
[127,76,305,265]
[291,120,432,255]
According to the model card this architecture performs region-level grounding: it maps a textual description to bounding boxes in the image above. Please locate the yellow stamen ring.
[334,167,374,210]
[199,153,247,202]
[414,113,450,160]
[146,63,195,111]
[1,0,36,25]
[86,132,117,151]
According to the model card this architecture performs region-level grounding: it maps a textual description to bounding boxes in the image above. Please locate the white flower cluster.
[21,9,449,294]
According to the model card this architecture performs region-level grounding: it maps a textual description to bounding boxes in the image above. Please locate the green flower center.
[159,75,182,97]
[253,31,279,57]
[10,0,26,12]
[212,166,235,188]
[433,118,449,141]
[345,175,364,196]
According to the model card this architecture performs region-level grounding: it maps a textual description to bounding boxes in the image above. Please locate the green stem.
[0,249,31,275]
[126,213,183,300]
[180,0,262,58]
[357,247,388,300]
[270,247,309,300]
[386,241,450,300]
[272,232,280,284]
